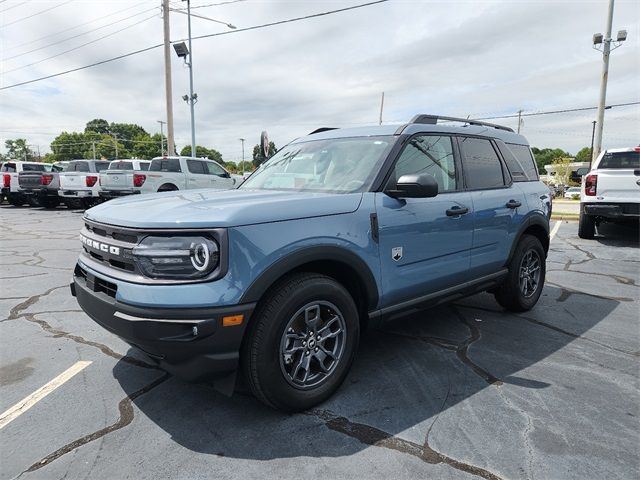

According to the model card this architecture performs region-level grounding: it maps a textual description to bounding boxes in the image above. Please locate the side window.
[1,163,17,172]
[502,143,538,181]
[167,158,181,172]
[96,162,110,172]
[150,159,182,172]
[460,138,505,189]
[387,135,457,192]
[139,162,150,171]
[187,160,205,174]
[206,161,227,177]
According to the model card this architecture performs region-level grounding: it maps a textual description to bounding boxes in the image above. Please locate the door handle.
[505,199,522,209]
[446,206,469,216]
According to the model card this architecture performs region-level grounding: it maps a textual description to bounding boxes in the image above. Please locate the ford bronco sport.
[71,115,551,412]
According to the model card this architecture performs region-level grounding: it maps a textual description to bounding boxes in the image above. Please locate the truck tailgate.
[100,171,133,190]
[59,172,87,190]
[594,169,640,203]
[18,172,43,189]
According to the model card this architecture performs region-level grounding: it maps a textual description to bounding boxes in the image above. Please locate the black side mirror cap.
[386,174,438,198]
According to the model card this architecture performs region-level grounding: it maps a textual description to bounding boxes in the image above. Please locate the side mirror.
[387,174,438,198]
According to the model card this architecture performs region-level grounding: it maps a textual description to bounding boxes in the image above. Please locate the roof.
[295,119,530,145]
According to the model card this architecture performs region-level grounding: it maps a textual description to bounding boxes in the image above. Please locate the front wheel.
[41,197,60,209]
[242,273,360,412]
[494,234,546,312]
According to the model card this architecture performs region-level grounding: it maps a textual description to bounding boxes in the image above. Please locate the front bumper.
[71,266,255,383]
[583,203,640,220]
[99,189,140,199]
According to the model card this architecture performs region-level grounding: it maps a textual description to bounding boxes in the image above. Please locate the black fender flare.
[507,214,550,264]
[239,245,379,309]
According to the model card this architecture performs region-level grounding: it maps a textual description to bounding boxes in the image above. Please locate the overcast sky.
[1,0,638,162]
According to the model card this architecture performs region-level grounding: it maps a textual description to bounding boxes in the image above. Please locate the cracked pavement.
[1,206,638,480]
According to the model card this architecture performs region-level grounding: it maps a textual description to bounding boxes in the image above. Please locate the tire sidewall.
[251,276,359,411]
[512,236,546,309]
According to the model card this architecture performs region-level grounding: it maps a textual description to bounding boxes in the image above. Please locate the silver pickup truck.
[139,156,241,193]
[99,159,150,200]
[1,161,51,206]
[18,162,68,208]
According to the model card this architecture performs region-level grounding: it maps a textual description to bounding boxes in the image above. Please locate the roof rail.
[409,114,514,133]
[308,127,339,135]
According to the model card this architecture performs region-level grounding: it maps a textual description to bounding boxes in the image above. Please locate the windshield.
[240,136,394,193]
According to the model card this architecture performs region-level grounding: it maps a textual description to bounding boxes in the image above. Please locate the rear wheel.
[242,273,359,412]
[41,197,60,209]
[63,198,83,209]
[8,194,25,206]
[578,206,595,239]
[494,234,545,312]
[26,196,41,207]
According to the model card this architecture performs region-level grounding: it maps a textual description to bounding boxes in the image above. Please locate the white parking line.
[0,360,92,430]
[550,220,562,240]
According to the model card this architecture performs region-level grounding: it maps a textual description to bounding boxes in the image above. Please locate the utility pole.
[185,0,197,158]
[239,138,245,175]
[517,109,523,134]
[592,0,627,162]
[113,134,118,159]
[162,0,176,156]
[378,92,384,125]
[92,142,96,160]
[157,120,166,156]
[590,120,597,168]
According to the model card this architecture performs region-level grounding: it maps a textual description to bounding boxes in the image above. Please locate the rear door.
[376,134,473,306]
[458,136,526,277]
[186,160,210,189]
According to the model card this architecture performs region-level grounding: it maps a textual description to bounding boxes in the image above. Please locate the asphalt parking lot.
[1,206,638,480]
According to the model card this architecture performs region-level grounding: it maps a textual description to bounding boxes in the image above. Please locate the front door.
[376,134,473,308]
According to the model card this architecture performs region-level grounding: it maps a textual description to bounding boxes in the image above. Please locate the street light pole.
[157,120,166,156]
[185,0,196,158]
[593,0,615,163]
[590,120,597,168]
[239,138,245,175]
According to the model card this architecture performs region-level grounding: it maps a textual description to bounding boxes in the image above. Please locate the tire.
[241,272,360,412]
[41,197,60,209]
[578,207,595,239]
[8,195,25,207]
[494,234,546,312]
[27,196,41,207]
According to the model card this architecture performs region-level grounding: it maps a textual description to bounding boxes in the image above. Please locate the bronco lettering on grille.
[80,234,120,256]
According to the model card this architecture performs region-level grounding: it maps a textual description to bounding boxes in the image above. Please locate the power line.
[4,13,159,74]
[0,0,389,90]
[3,4,159,62]
[473,102,640,121]
[0,1,27,14]
[2,0,74,27]
[8,1,150,50]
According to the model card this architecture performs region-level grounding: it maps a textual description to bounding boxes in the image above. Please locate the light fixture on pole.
[591,0,627,162]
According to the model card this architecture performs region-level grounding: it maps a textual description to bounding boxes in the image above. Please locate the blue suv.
[71,115,551,411]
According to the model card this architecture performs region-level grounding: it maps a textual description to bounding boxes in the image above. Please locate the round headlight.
[132,235,219,279]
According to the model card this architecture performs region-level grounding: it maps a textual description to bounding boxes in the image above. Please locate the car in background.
[58,159,111,209]
[18,161,69,208]
[1,161,50,206]
[579,146,640,238]
[563,187,581,199]
[139,156,241,193]
[99,159,151,201]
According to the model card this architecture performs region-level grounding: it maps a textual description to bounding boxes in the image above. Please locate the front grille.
[82,220,140,274]
[74,264,117,298]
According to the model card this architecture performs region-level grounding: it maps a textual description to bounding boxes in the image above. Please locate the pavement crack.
[547,281,633,302]
[7,285,68,321]
[310,409,503,480]
[23,373,170,474]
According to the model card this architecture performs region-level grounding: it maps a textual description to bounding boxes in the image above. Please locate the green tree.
[574,147,592,163]
[51,131,89,161]
[224,161,237,173]
[531,147,570,174]
[131,133,164,159]
[4,139,35,161]
[252,141,277,167]
[84,118,110,135]
[179,145,223,163]
[552,157,575,186]
[109,122,148,150]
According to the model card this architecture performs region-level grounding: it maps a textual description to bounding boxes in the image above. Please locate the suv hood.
[85,189,363,228]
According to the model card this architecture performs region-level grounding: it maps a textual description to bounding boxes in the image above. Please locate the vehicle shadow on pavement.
[594,222,640,246]
[111,284,622,463]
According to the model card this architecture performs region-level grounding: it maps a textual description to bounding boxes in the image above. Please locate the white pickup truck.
[1,161,51,206]
[58,159,111,209]
[579,146,640,238]
[99,159,151,200]
[140,156,241,193]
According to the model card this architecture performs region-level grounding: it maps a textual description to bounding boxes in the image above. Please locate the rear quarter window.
[496,142,539,181]
[139,162,150,171]
[1,163,17,172]
[599,151,640,169]
[460,137,506,189]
